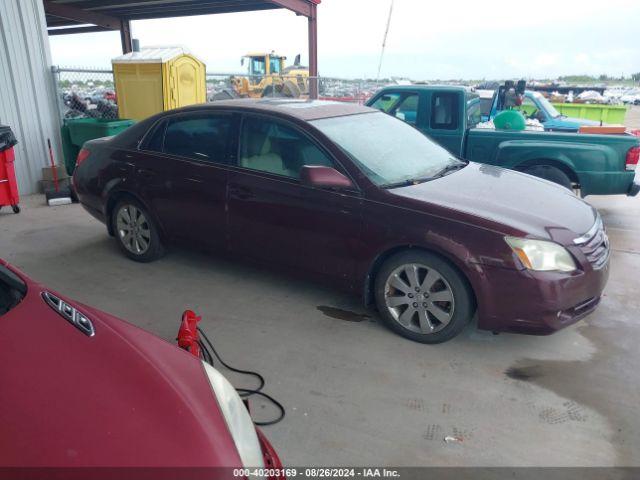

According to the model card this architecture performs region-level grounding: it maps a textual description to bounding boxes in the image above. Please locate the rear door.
[226,114,363,284]
[159,112,237,250]
[134,119,178,235]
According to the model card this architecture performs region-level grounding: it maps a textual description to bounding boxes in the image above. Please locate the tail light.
[626,146,640,171]
[76,148,91,167]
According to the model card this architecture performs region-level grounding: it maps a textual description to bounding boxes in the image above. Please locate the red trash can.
[0,125,20,214]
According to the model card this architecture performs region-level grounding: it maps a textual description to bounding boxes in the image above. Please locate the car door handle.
[228,185,254,200]
[137,168,156,178]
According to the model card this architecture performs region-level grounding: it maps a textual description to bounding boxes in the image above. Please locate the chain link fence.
[52,66,119,120]
[52,66,386,122]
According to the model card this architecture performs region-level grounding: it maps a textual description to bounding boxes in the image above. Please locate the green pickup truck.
[366,86,640,197]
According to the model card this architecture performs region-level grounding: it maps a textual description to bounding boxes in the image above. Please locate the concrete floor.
[1,192,639,467]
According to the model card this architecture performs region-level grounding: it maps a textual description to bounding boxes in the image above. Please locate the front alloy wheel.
[374,251,474,343]
[384,263,455,335]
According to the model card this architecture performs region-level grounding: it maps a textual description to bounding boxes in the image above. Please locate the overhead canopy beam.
[43,0,121,30]
[269,0,312,17]
[48,26,113,35]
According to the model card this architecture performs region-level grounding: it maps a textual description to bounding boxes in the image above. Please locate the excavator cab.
[242,53,286,85]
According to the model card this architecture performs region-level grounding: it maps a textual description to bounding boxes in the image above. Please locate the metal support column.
[307,2,318,99]
[120,19,132,53]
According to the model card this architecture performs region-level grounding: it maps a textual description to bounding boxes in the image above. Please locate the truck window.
[394,95,419,125]
[517,95,539,119]
[370,93,402,112]
[466,99,481,127]
[431,92,459,130]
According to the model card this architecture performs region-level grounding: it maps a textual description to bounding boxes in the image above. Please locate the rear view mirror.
[300,166,354,190]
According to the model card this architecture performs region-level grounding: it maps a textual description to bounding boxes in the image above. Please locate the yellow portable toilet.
[112,46,206,121]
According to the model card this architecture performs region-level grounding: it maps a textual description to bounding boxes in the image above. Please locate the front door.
[227,115,363,284]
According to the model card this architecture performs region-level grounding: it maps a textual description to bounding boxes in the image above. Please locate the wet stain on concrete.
[405,398,426,412]
[422,424,442,441]
[317,306,371,322]
[539,401,588,424]
[504,321,640,465]
[505,364,544,381]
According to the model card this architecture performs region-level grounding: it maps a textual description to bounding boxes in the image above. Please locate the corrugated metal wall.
[0,0,62,195]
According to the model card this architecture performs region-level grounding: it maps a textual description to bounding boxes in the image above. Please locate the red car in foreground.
[0,259,282,478]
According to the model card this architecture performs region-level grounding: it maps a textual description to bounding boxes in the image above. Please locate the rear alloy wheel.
[374,251,474,343]
[112,199,164,262]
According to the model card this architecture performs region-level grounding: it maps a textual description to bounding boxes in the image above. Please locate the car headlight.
[505,236,577,272]
[202,361,264,469]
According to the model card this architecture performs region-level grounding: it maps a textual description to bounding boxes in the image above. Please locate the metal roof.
[112,46,191,63]
[45,0,320,31]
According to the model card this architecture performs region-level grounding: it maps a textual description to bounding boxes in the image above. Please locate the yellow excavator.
[231,51,309,98]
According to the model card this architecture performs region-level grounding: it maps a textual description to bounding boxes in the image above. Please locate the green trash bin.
[62,118,135,175]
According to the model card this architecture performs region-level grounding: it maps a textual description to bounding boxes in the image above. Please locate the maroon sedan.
[0,259,282,475]
[73,99,609,343]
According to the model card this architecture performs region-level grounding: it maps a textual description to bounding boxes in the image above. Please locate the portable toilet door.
[163,54,206,111]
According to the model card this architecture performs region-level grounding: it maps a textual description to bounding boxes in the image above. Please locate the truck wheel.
[523,165,573,190]
[374,250,475,344]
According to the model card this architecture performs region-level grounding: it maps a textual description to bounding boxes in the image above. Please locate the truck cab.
[367,85,640,197]
[368,85,480,156]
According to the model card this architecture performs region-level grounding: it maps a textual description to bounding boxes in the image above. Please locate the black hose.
[197,327,285,426]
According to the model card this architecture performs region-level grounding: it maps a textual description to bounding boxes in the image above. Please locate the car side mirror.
[300,166,354,190]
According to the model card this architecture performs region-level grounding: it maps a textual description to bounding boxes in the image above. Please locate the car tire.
[111,198,165,262]
[374,250,474,344]
[523,165,573,190]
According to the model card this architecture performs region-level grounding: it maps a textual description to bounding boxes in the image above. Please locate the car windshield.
[0,265,26,317]
[312,112,463,187]
[534,93,561,118]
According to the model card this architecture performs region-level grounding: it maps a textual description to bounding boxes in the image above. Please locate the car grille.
[573,218,610,269]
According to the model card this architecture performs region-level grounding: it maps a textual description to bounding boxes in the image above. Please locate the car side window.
[239,117,334,179]
[431,92,459,130]
[142,120,166,153]
[163,115,233,163]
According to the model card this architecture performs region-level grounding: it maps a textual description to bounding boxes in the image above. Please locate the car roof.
[176,98,375,121]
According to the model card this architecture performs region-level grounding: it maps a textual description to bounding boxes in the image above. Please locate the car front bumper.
[256,428,286,479]
[476,260,610,335]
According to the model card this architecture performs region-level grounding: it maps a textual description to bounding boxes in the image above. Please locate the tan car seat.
[241,124,296,177]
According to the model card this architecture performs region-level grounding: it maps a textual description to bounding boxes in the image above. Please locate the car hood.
[388,162,597,244]
[0,274,241,468]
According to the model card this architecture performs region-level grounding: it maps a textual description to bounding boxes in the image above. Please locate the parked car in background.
[490,90,601,132]
[367,85,640,196]
[0,259,282,475]
[73,99,611,343]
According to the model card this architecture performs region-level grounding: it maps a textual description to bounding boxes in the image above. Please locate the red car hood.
[0,264,241,468]
[388,162,597,244]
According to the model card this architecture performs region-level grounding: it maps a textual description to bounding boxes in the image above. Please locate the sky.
[48,0,640,80]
